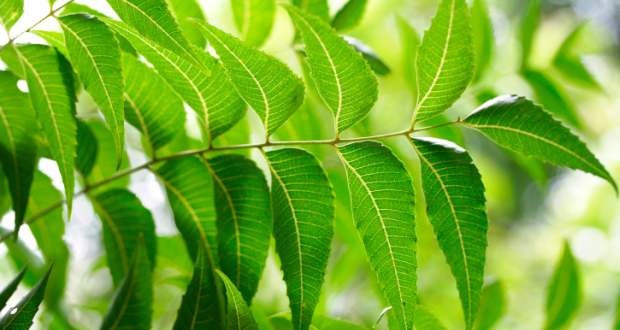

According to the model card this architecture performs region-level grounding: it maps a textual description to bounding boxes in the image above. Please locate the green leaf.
[106,0,204,70]
[173,246,223,329]
[104,18,245,144]
[59,14,125,165]
[0,266,52,329]
[100,238,152,330]
[205,155,272,303]
[25,171,69,309]
[265,148,334,330]
[286,6,377,133]
[337,141,417,330]
[552,25,601,90]
[413,0,474,124]
[0,44,24,78]
[471,0,494,82]
[292,0,329,21]
[346,38,390,76]
[521,69,581,129]
[0,70,37,234]
[86,120,130,190]
[0,0,22,30]
[14,44,77,214]
[312,316,366,330]
[544,242,581,330]
[31,30,69,59]
[61,2,105,16]
[412,137,487,330]
[92,189,157,285]
[397,17,420,99]
[519,0,540,69]
[122,53,185,152]
[165,0,207,48]
[331,0,367,31]
[463,95,617,191]
[76,120,98,177]
[196,22,305,136]
[231,0,276,47]
[614,292,620,330]
[415,306,446,330]
[474,280,506,330]
[0,268,26,310]
[217,270,259,330]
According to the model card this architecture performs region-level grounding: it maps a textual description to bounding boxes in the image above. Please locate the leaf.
[100,238,152,330]
[31,30,69,59]
[474,280,506,330]
[86,120,130,189]
[0,70,37,234]
[231,0,276,47]
[337,141,416,330]
[415,306,446,330]
[196,22,305,136]
[165,0,207,48]
[463,95,617,191]
[412,137,487,329]
[265,148,334,330]
[205,155,272,303]
[397,17,420,98]
[552,24,601,90]
[14,44,77,214]
[312,316,366,330]
[471,0,494,82]
[92,189,157,285]
[292,0,329,21]
[59,14,125,165]
[217,270,259,330]
[76,120,98,177]
[173,246,223,329]
[614,292,620,330]
[544,242,581,330]
[348,39,390,76]
[413,0,474,123]
[331,0,367,31]
[519,0,540,69]
[121,53,185,152]
[61,2,105,16]
[0,0,23,30]
[104,19,245,144]
[286,6,377,133]
[521,69,581,129]
[0,268,26,310]
[0,266,52,329]
[25,171,69,309]
[106,0,204,70]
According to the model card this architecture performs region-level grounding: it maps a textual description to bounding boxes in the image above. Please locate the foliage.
[0,0,616,329]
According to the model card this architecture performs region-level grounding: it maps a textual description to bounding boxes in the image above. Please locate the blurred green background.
[1,0,619,329]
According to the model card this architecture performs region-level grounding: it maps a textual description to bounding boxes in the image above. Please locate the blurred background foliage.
[1,0,620,329]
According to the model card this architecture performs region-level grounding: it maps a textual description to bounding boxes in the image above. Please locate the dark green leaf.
[463,95,616,191]
[265,148,334,330]
[331,0,367,31]
[0,0,23,30]
[474,280,506,330]
[14,44,77,214]
[206,155,272,303]
[0,268,26,310]
[217,270,259,330]
[231,0,276,47]
[76,120,98,177]
[0,70,37,234]
[413,0,474,123]
[92,189,157,285]
[286,6,377,133]
[100,238,152,330]
[544,242,581,330]
[471,0,494,82]
[59,14,125,165]
[412,137,487,330]
[0,266,52,330]
[337,141,417,330]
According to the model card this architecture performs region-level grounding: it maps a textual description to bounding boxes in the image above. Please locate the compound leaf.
[544,242,581,330]
[100,239,152,330]
[337,141,416,330]
[196,22,305,136]
[413,0,474,123]
[286,6,378,133]
[331,0,367,31]
[0,71,37,234]
[205,155,272,303]
[265,148,334,330]
[0,266,51,329]
[14,44,76,214]
[463,95,617,191]
[412,137,487,330]
[231,0,276,47]
[92,189,157,285]
[217,270,259,330]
